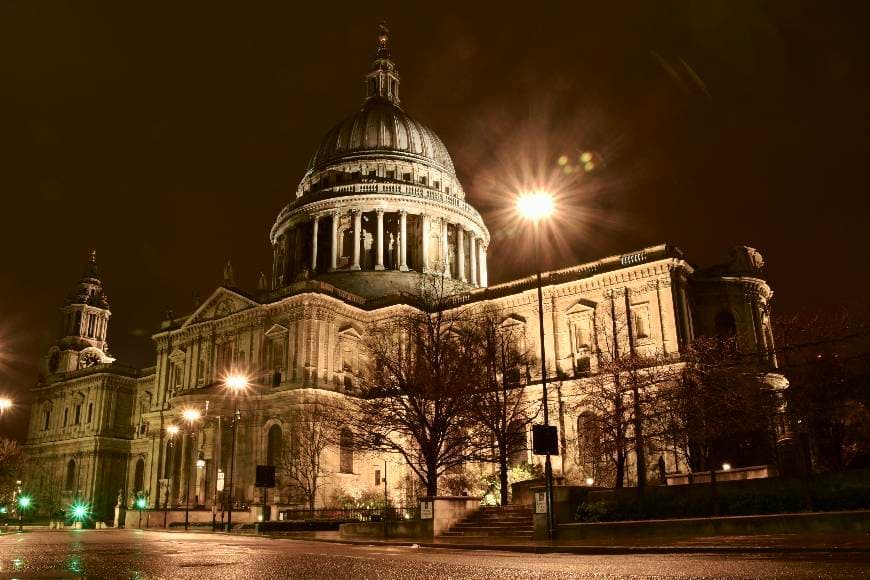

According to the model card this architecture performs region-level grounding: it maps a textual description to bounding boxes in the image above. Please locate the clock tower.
[44,251,116,375]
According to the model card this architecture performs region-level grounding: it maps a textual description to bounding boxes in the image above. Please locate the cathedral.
[24,29,784,525]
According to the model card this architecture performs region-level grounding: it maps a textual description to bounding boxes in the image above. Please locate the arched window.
[715,309,737,337]
[339,429,354,474]
[65,458,77,492]
[266,424,282,467]
[133,458,145,494]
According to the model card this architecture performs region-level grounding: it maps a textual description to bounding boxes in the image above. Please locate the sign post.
[255,465,276,524]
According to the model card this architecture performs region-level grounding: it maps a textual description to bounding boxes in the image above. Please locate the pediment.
[265,323,289,337]
[338,325,363,340]
[182,287,259,327]
[500,314,526,327]
[168,348,186,362]
[566,299,597,316]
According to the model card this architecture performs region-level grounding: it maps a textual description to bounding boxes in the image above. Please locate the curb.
[261,534,870,555]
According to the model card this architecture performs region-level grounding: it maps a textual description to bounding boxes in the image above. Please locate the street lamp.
[0,397,12,422]
[182,408,202,530]
[17,490,31,532]
[135,495,147,528]
[224,373,249,532]
[164,425,179,528]
[517,190,556,540]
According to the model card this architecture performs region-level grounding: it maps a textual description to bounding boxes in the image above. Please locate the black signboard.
[532,425,558,456]
[255,465,276,488]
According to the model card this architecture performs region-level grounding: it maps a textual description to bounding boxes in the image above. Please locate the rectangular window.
[386,170,395,180]
[402,172,411,182]
[43,410,51,431]
[433,181,440,190]
[87,402,93,423]
[375,469,381,486]
[63,408,68,427]
[418,176,427,185]
[367,170,376,178]
[74,404,81,425]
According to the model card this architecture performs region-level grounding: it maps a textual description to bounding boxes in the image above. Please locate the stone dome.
[269,26,489,300]
[306,99,457,177]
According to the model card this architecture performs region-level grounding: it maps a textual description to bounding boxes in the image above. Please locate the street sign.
[255,465,276,488]
[216,470,225,492]
[534,491,548,514]
[532,425,558,455]
[420,500,433,520]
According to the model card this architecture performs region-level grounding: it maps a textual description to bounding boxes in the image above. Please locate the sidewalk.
[260,530,870,555]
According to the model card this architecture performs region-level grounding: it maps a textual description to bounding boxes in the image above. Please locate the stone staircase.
[439,505,534,538]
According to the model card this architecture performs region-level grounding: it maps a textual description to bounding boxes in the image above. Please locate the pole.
[185,431,195,530]
[383,459,388,539]
[226,406,239,531]
[212,415,221,532]
[534,220,555,539]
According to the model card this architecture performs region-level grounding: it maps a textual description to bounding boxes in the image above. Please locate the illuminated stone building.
[24,29,783,523]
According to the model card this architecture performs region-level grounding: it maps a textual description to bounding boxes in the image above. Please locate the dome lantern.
[365,21,400,105]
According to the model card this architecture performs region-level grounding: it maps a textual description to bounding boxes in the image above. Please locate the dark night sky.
[1,1,868,438]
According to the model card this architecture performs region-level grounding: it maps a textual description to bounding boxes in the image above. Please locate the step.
[440,530,534,537]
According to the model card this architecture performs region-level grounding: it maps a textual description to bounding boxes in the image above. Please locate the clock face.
[78,351,101,369]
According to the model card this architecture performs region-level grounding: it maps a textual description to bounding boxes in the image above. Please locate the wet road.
[1,530,868,579]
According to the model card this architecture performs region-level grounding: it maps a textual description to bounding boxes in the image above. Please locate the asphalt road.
[1,530,868,579]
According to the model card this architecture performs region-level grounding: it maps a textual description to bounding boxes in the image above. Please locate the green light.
[17,495,31,509]
[0,506,7,514]
[71,502,88,520]
[135,497,147,509]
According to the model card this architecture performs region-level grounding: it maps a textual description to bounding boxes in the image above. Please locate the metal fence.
[277,506,419,522]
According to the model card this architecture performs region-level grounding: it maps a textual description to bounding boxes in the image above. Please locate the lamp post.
[164,425,179,528]
[182,409,202,531]
[517,191,556,540]
[224,374,249,532]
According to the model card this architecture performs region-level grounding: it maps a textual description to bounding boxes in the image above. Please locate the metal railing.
[277,506,419,522]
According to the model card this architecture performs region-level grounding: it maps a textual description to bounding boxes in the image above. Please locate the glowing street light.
[0,397,12,419]
[517,190,557,540]
[516,191,555,221]
[71,502,89,524]
[166,425,179,436]
[181,408,203,530]
[223,373,249,532]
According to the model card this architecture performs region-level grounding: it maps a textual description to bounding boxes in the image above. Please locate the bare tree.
[664,336,777,514]
[277,402,342,510]
[0,438,25,504]
[350,279,485,497]
[467,306,539,505]
[575,296,674,491]
[773,308,870,472]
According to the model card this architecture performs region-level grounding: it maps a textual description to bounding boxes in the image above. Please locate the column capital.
[375,208,385,215]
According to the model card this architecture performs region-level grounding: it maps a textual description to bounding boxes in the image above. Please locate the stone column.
[351,210,362,270]
[421,213,430,273]
[441,219,451,278]
[478,243,488,287]
[457,227,466,282]
[399,210,409,271]
[330,212,339,271]
[469,235,478,286]
[375,209,385,270]
[310,216,319,272]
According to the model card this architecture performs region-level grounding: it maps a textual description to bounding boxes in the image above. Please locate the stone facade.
[23,30,784,522]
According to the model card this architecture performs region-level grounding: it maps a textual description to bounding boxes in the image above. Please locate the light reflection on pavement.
[0,530,868,579]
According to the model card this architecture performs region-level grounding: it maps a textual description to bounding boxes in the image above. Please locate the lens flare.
[517,192,555,220]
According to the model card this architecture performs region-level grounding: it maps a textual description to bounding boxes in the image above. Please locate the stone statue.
[116,489,124,507]
[657,456,667,484]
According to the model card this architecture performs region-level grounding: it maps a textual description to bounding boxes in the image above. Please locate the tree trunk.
[709,449,719,517]
[633,384,647,496]
[426,458,438,497]
[615,448,625,488]
[499,443,509,506]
